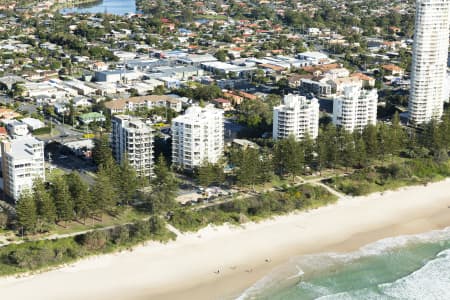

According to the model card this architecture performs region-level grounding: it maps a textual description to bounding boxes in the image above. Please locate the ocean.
[238,227,450,300]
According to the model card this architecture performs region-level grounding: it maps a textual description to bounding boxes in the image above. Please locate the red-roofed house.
[212,98,233,111]
[237,91,258,101]
[223,91,244,105]
[382,64,404,76]
[351,73,376,88]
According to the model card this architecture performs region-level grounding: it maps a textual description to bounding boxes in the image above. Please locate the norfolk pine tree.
[16,191,38,234]
[92,165,118,218]
[51,176,74,226]
[118,156,139,206]
[236,147,260,187]
[66,172,92,224]
[145,155,178,214]
[33,178,56,231]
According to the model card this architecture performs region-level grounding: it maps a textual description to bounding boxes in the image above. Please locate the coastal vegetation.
[0,182,337,276]
[0,216,174,276]
[326,159,450,196]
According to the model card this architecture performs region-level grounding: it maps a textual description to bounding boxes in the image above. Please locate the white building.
[105,95,183,114]
[73,96,92,108]
[111,115,154,177]
[172,105,224,169]
[296,51,332,65]
[95,70,141,83]
[1,137,45,201]
[409,0,450,124]
[24,81,59,98]
[333,86,378,132]
[273,94,320,140]
[324,68,350,80]
[5,120,29,137]
[20,117,45,131]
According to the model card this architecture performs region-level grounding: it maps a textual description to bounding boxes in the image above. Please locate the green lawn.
[46,207,148,236]
[2,207,149,243]
[45,168,66,182]
[34,127,60,139]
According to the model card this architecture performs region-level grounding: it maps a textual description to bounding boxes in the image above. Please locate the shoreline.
[1,179,449,300]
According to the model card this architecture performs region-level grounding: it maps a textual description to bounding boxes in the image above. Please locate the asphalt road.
[46,143,96,186]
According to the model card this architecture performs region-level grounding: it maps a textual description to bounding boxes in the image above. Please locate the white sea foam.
[292,226,450,270]
[316,288,393,300]
[379,249,450,300]
[286,265,305,280]
[296,281,333,296]
[236,228,450,300]
[324,226,450,264]
[235,260,306,300]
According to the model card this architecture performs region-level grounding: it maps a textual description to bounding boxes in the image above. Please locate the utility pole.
[50,114,53,137]
[61,113,65,143]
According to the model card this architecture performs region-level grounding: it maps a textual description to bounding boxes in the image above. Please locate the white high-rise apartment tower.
[409,0,450,124]
[273,94,320,140]
[1,137,45,201]
[333,85,378,132]
[111,115,154,177]
[172,105,224,169]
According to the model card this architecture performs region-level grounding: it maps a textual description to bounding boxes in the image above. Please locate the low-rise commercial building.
[78,112,106,125]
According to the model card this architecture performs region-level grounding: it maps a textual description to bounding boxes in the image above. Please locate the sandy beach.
[1,179,450,300]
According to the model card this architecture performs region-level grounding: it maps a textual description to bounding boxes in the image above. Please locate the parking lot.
[176,182,237,206]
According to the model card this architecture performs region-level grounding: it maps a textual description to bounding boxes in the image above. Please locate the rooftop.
[4,136,42,160]
[105,95,180,110]
[173,105,223,123]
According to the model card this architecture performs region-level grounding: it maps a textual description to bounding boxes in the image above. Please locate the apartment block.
[105,95,182,114]
[172,105,224,169]
[333,86,378,132]
[1,137,45,201]
[273,94,320,140]
[409,0,450,124]
[111,115,154,177]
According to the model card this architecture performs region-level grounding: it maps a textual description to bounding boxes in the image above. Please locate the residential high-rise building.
[333,85,378,132]
[409,0,450,124]
[1,137,45,201]
[111,115,154,177]
[273,94,319,140]
[172,105,224,169]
